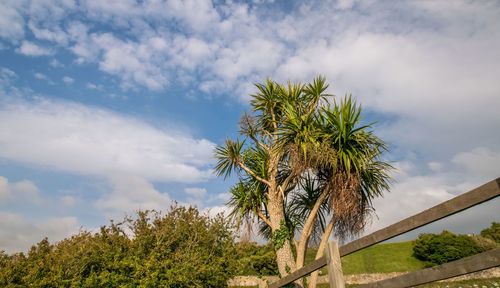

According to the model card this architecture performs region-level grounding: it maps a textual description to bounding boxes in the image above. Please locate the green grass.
[305,241,426,275]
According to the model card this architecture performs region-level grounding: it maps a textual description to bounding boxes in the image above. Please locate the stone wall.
[227,276,279,288]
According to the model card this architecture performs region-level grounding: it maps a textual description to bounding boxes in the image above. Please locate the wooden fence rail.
[269,177,500,288]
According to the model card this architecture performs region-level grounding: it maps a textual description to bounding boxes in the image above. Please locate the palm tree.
[215,77,391,287]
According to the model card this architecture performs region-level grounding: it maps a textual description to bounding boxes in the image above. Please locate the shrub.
[0,206,237,287]
[480,222,500,243]
[470,235,498,251]
[412,231,484,266]
[234,242,278,276]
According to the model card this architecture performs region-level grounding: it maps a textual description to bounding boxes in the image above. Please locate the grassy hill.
[306,241,426,275]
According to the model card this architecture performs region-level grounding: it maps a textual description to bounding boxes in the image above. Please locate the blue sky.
[1,0,499,252]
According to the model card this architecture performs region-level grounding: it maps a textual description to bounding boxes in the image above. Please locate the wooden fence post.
[325,241,345,288]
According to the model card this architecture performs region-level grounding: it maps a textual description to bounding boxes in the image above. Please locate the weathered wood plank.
[268,257,327,288]
[326,241,345,288]
[340,177,500,256]
[358,248,500,288]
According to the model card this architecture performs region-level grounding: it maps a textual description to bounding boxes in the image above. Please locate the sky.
[0,0,499,253]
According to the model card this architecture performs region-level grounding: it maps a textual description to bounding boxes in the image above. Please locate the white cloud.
[0,67,16,78]
[11,179,40,199]
[94,33,169,90]
[0,68,26,98]
[95,174,172,219]
[184,187,207,198]
[34,72,47,80]
[183,187,208,207]
[2,1,500,110]
[0,176,9,199]
[62,76,74,84]
[0,98,215,183]
[169,36,216,70]
[81,0,140,21]
[66,29,171,90]
[28,0,77,21]
[427,162,443,173]
[0,175,40,203]
[33,72,55,85]
[86,82,96,89]
[16,41,53,56]
[365,145,500,237]
[66,21,97,63]
[452,147,500,179]
[336,0,356,10]
[49,59,63,68]
[60,195,76,206]
[365,174,499,241]
[28,20,68,45]
[215,192,230,202]
[211,37,285,84]
[86,82,102,90]
[204,205,230,219]
[81,0,220,34]
[0,0,25,40]
[0,212,79,253]
[368,176,455,233]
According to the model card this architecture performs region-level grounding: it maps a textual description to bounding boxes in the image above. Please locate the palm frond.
[214,138,245,179]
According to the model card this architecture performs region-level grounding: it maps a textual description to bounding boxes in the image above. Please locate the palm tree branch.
[238,161,272,187]
[256,210,272,227]
[279,171,296,198]
[296,188,329,252]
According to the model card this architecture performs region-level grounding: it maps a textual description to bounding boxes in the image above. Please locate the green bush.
[470,235,498,251]
[480,222,500,243]
[0,206,237,287]
[412,231,484,266]
[234,242,278,276]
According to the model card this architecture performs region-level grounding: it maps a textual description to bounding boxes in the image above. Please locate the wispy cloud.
[16,41,53,56]
[0,176,40,203]
[0,98,215,183]
[62,76,74,84]
[0,0,25,40]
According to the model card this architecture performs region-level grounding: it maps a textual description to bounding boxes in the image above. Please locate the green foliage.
[0,206,237,287]
[271,220,292,250]
[470,235,498,251]
[234,242,278,276]
[215,139,245,179]
[412,231,484,266]
[480,222,500,243]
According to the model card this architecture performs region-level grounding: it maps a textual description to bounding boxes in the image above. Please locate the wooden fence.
[269,177,500,288]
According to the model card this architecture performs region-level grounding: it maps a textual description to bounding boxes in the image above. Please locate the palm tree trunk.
[267,191,303,287]
[307,219,334,288]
